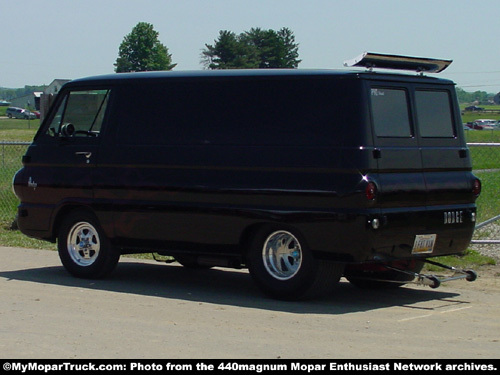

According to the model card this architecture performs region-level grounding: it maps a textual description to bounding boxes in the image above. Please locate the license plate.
[412,234,437,254]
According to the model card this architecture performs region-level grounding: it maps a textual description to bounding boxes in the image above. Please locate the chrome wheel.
[58,210,120,279]
[248,225,344,300]
[262,231,302,280]
[66,222,100,267]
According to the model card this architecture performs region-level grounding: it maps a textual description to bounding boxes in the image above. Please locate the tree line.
[0,85,47,101]
[114,22,300,72]
[455,87,495,105]
[114,23,497,102]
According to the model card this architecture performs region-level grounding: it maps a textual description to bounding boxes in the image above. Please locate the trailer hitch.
[385,259,477,289]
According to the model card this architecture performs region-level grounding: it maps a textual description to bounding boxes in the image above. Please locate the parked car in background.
[6,107,21,118]
[5,107,37,119]
[472,119,497,130]
[464,105,484,111]
[465,122,484,130]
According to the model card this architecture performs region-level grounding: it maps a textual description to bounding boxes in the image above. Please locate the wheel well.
[51,205,94,241]
[239,224,263,260]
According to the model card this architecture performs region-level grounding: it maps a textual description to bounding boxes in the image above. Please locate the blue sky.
[1,0,499,93]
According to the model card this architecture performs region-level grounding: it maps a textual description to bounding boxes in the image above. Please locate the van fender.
[50,201,113,243]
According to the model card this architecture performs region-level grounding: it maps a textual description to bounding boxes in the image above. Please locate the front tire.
[247,225,344,300]
[58,210,120,279]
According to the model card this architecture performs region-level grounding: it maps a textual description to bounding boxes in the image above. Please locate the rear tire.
[58,210,120,279]
[247,225,344,300]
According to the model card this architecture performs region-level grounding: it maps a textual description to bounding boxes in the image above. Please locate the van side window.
[46,89,110,137]
[370,88,412,138]
[415,90,455,138]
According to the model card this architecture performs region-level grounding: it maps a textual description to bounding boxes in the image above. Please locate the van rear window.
[370,88,412,138]
[415,90,455,138]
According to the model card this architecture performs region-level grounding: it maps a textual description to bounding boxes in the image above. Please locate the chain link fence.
[0,142,29,223]
[468,143,500,251]
[1,141,499,243]
[469,143,500,218]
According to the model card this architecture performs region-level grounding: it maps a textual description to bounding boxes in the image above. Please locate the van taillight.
[365,182,377,201]
[472,178,481,197]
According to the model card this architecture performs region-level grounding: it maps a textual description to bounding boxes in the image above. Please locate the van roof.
[68,69,455,87]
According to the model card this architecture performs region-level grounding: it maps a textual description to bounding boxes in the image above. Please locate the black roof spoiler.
[343,52,452,73]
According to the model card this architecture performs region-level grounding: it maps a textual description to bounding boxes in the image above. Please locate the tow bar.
[385,259,478,289]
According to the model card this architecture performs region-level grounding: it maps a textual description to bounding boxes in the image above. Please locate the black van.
[13,53,481,300]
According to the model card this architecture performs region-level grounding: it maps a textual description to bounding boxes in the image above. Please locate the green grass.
[424,249,496,272]
[469,147,500,170]
[0,220,56,250]
[460,104,500,110]
[474,170,500,223]
[462,114,500,124]
[0,118,40,142]
[461,105,500,125]
[465,130,500,143]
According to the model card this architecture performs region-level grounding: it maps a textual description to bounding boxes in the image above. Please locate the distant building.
[44,79,71,96]
[494,92,500,105]
[10,92,43,110]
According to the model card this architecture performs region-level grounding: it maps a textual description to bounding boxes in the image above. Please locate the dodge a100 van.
[13,53,481,299]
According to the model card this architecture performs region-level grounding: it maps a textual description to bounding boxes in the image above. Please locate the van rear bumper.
[372,205,476,260]
[310,204,477,263]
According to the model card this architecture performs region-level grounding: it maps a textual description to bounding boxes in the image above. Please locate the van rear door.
[368,85,427,207]
[369,82,472,207]
[414,86,472,205]
[368,80,476,258]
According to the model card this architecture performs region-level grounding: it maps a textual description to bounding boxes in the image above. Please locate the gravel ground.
[470,220,500,261]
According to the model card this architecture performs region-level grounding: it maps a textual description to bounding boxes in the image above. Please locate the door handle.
[75,152,92,163]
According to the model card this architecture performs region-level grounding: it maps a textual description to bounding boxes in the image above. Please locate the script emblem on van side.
[28,177,38,190]
[444,211,463,224]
